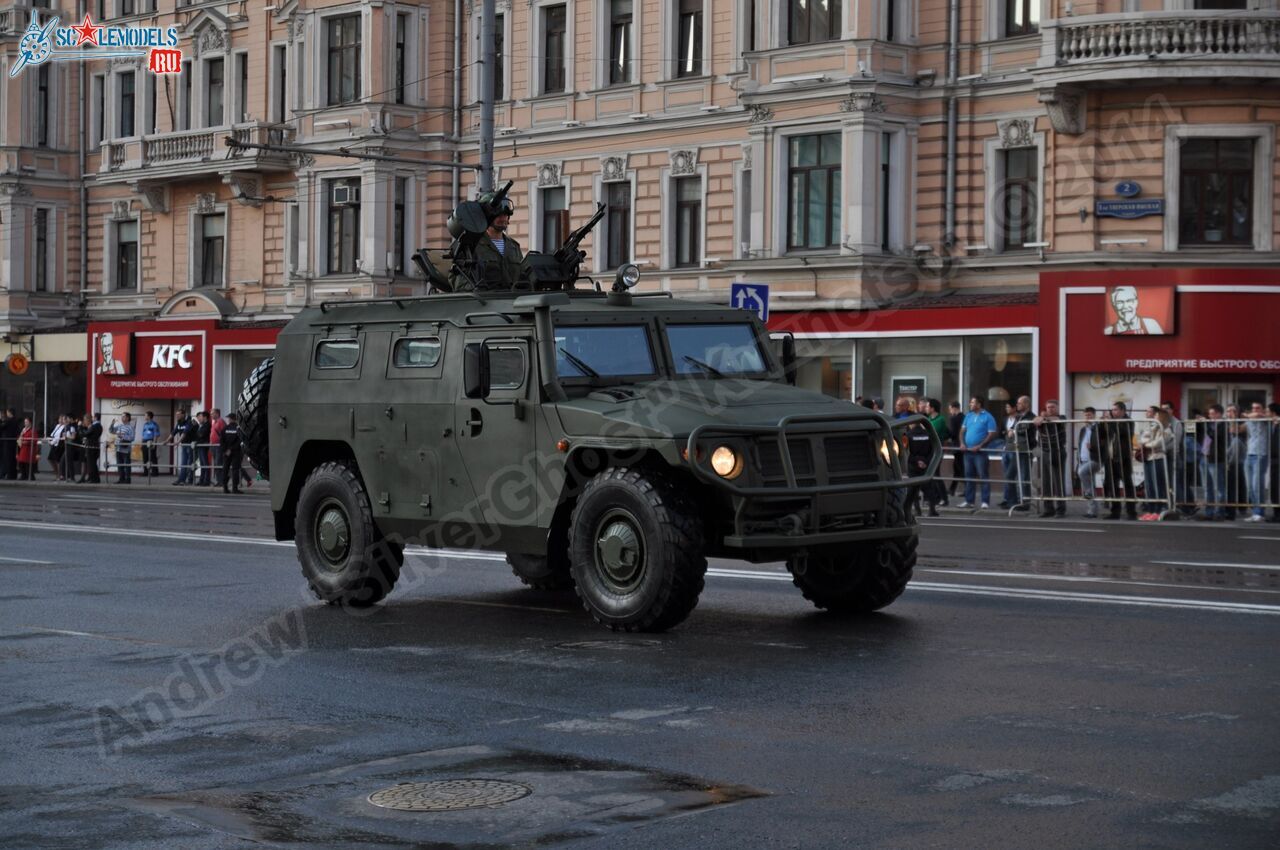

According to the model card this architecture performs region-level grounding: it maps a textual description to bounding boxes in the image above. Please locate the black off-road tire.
[507,553,574,591]
[568,467,706,632]
[295,461,403,608]
[787,488,917,614]
[237,357,273,479]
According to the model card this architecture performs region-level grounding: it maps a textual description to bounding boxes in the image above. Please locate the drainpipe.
[78,0,88,310]
[452,0,463,206]
[943,0,959,249]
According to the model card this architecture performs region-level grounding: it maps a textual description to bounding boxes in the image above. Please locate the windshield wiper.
[682,355,726,378]
[558,347,601,379]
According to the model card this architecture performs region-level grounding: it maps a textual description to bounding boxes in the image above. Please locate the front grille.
[752,432,876,488]
[825,434,874,477]
[756,438,814,479]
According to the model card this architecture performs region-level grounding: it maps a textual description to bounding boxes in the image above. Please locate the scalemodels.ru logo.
[10,11,182,77]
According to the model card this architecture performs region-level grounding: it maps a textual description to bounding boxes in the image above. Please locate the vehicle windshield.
[667,323,768,377]
[554,325,657,379]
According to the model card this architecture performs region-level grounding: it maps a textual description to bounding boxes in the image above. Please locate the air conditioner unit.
[332,183,359,206]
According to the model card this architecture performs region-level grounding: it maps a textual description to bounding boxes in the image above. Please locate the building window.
[119,71,135,137]
[677,0,703,77]
[33,209,49,292]
[543,5,567,93]
[674,176,700,267]
[880,132,891,251]
[181,60,192,130]
[326,177,361,274]
[206,58,224,126]
[494,13,505,100]
[541,186,567,253]
[1000,147,1037,251]
[36,65,50,147]
[236,53,248,123]
[393,177,407,274]
[886,0,895,41]
[609,0,633,85]
[789,0,840,46]
[787,133,841,250]
[605,181,631,268]
[1004,0,1038,37]
[327,15,361,105]
[738,167,752,258]
[115,220,139,291]
[199,213,225,287]
[272,45,288,122]
[1178,138,1253,247]
[395,13,408,104]
[121,0,134,15]
[146,73,157,134]
[92,75,105,146]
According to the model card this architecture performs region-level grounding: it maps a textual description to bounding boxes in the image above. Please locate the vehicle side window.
[392,337,442,368]
[315,339,360,369]
[489,344,526,390]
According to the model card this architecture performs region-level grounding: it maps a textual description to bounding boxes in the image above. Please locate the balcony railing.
[143,129,217,166]
[1049,11,1280,65]
[97,124,296,178]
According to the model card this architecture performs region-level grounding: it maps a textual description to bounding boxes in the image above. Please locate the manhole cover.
[367,779,532,812]
[556,639,663,651]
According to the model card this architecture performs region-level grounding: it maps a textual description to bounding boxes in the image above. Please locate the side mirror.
[463,342,491,399]
[772,333,798,386]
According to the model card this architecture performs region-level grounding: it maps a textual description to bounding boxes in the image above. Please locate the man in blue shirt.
[958,396,998,509]
[140,410,161,478]
[108,412,135,484]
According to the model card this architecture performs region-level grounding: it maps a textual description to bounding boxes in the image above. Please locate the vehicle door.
[379,329,449,530]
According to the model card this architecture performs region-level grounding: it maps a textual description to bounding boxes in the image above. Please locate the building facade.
[0,0,1277,428]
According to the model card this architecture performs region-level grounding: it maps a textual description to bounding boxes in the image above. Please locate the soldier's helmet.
[479,192,515,219]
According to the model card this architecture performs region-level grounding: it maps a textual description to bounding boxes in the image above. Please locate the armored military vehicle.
[239,187,939,631]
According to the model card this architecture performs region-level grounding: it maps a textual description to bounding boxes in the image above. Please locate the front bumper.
[685,412,941,549]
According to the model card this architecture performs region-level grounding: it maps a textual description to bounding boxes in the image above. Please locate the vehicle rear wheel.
[237,357,273,479]
[568,467,706,632]
[295,460,402,608]
[507,552,574,591]
[787,489,917,614]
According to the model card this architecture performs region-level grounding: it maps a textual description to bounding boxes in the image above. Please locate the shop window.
[964,335,1032,409]
[1178,138,1253,247]
[676,0,703,77]
[605,181,632,268]
[326,177,361,275]
[856,337,960,408]
[789,0,840,46]
[673,176,701,268]
[787,133,841,251]
[327,14,361,105]
[541,186,568,254]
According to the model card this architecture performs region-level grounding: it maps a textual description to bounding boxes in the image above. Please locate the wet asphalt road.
[1,480,1278,849]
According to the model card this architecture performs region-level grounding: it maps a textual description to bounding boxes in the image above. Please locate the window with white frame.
[393,176,407,274]
[608,0,633,85]
[118,70,136,138]
[673,176,701,268]
[541,186,568,253]
[206,57,224,127]
[1004,0,1038,36]
[180,60,192,130]
[36,65,50,147]
[395,13,408,104]
[493,13,505,100]
[543,5,567,93]
[326,177,361,274]
[676,0,703,78]
[880,131,892,251]
[1178,138,1253,247]
[787,133,841,250]
[114,219,139,291]
[235,53,248,122]
[198,213,226,287]
[271,45,288,122]
[789,0,841,46]
[327,15,361,105]
[736,165,752,258]
[604,181,632,268]
[92,74,105,147]
[145,73,157,134]
[999,147,1037,251]
[33,209,49,292]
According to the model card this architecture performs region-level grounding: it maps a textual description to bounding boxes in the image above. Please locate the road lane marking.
[0,554,54,564]
[1152,560,1280,571]
[917,568,1280,594]
[18,626,167,646]
[922,522,1104,533]
[7,519,1277,615]
[1239,536,1280,542]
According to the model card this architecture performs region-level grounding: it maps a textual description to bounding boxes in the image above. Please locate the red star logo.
[71,13,102,47]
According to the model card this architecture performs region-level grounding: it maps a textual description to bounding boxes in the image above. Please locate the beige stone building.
[0,0,1277,423]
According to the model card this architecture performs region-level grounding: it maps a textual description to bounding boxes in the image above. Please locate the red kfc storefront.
[1038,268,1280,416]
[88,319,281,435]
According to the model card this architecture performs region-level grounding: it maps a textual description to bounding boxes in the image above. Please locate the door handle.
[467,408,483,437]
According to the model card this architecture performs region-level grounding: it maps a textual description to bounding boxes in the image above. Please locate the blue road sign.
[731,282,769,323]
[1096,199,1164,219]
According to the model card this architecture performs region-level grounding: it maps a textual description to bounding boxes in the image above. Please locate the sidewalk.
[0,476,273,498]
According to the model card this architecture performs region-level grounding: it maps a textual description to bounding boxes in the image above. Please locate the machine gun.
[521,202,607,291]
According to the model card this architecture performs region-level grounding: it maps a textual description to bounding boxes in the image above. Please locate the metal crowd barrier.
[0,435,257,489]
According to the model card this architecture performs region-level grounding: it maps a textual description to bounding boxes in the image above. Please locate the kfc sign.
[151,344,194,369]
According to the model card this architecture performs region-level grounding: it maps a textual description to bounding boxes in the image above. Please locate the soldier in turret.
[450,193,526,291]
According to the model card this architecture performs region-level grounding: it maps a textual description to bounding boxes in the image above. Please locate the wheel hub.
[595,513,645,592]
[316,504,351,567]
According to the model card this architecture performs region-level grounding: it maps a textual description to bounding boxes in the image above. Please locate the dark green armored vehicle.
[239,191,938,631]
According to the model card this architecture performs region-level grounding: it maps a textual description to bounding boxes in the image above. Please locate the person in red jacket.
[16,417,38,480]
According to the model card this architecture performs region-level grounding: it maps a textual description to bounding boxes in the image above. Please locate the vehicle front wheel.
[568,467,706,632]
[787,489,917,614]
[295,461,403,608]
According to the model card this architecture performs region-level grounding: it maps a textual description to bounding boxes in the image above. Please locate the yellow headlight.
[710,445,743,479]
[879,439,894,466]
